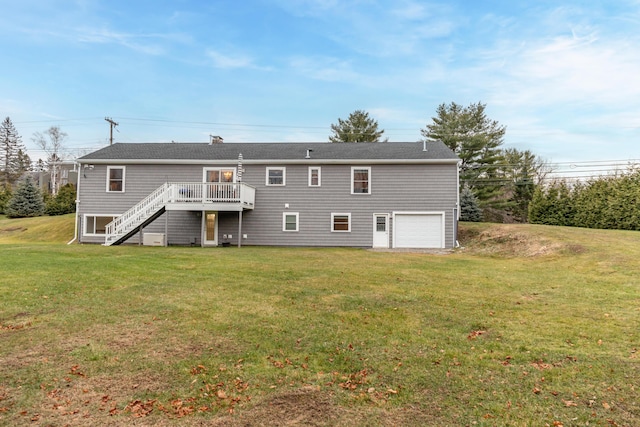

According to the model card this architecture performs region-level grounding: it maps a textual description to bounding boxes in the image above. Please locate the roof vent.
[210,135,224,144]
[305,149,313,159]
[422,140,427,152]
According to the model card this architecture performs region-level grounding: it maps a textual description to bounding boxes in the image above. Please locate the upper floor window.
[204,168,235,183]
[308,167,321,187]
[107,166,125,192]
[266,167,286,186]
[351,167,370,194]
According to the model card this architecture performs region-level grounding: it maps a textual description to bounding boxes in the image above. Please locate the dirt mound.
[458,223,584,257]
[209,386,339,427]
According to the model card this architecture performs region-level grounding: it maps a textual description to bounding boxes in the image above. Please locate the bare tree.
[32,126,68,195]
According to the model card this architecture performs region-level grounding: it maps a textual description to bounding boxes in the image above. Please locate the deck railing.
[104,182,255,245]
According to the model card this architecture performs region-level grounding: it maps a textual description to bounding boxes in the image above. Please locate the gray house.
[75,141,460,248]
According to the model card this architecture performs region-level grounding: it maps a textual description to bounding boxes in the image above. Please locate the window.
[107,166,125,192]
[308,167,321,187]
[331,213,351,232]
[84,215,117,235]
[204,168,235,183]
[351,167,370,194]
[266,167,286,186]
[283,212,299,232]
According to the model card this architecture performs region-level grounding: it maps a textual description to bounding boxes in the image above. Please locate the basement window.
[331,213,351,232]
[84,215,118,236]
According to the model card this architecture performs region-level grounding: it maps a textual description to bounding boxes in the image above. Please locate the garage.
[393,212,445,248]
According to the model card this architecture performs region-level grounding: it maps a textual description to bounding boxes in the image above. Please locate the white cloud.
[206,49,255,69]
[76,28,168,55]
[288,56,360,82]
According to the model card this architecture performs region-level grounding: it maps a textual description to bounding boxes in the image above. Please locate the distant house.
[35,160,78,194]
[75,141,460,248]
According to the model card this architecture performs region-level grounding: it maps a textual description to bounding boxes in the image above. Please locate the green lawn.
[0,216,639,426]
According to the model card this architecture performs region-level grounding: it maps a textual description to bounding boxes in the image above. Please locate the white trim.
[392,211,445,249]
[282,212,299,232]
[331,213,351,233]
[351,166,371,195]
[80,158,460,166]
[106,166,126,192]
[202,211,218,246]
[308,166,321,187]
[83,214,120,236]
[266,167,286,186]
[372,213,390,248]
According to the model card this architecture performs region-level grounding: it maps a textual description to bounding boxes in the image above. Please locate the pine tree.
[5,176,45,218]
[0,184,12,214]
[329,110,386,142]
[460,184,482,222]
[421,102,505,205]
[0,117,29,186]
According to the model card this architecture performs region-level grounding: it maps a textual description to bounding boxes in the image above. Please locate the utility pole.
[105,117,119,145]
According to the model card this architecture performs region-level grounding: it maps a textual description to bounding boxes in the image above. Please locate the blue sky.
[2,0,640,178]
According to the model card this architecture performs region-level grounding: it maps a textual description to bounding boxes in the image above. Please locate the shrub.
[5,176,45,218]
[45,183,76,215]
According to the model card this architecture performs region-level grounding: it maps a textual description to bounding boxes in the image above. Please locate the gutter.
[67,161,81,245]
[76,158,461,166]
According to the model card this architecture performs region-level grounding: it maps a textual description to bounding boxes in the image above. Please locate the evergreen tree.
[500,148,549,222]
[5,175,45,218]
[45,183,76,215]
[329,110,386,142]
[0,117,29,186]
[527,180,574,226]
[460,184,482,222]
[0,184,12,215]
[421,102,505,205]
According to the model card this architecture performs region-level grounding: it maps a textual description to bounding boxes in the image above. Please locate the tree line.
[0,117,75,218]
[528,169,640,230]
[4,106,637,231]
[330,104,639,231]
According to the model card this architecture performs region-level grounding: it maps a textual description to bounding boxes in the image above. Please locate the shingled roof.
[79,141,459,163]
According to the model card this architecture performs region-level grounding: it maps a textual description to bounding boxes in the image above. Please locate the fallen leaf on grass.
[467,330,486,340]
[562,399,578,407]
[125,399,156,418]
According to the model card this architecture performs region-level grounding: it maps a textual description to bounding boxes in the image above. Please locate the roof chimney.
[210,135,224,144]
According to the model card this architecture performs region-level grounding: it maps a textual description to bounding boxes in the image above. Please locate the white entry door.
[203,211,218,246]
[372,214,390,248]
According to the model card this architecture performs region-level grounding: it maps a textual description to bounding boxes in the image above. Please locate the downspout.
[67,160,81,245]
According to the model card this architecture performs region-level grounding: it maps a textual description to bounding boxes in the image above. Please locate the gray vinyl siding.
[78,162,458,248]
[218,163,457,247]
[78,164,231,244]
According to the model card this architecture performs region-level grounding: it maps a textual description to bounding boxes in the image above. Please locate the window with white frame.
[308,167,321,187]
[331,213,351,232]
[283,212,299,232]
[351,167,370,194]
[84,215,118,235]
[106,166,125,192]
[266,167,286,186]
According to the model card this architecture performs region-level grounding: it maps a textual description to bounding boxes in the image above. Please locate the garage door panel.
[394,213,443,248]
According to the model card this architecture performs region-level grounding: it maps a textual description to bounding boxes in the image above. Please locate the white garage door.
[394,213,444,248]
